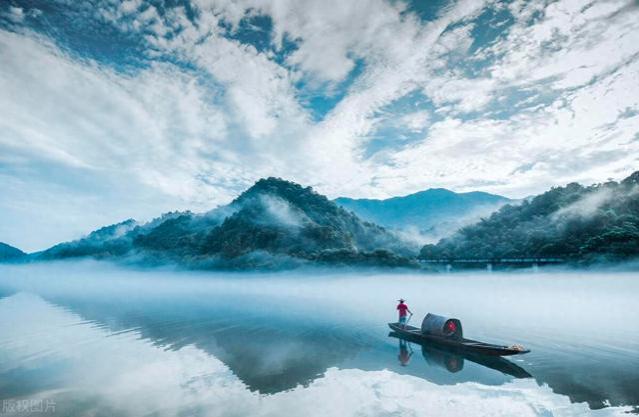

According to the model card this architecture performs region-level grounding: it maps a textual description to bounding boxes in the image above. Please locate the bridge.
[418,257,566,272]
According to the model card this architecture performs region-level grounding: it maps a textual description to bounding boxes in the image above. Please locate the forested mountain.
[335,189,510,241]
[420,171,639,262]
[33,178,416,269]
[0,242,26,261]
[12,172,639,270]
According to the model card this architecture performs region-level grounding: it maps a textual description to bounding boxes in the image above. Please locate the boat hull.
[388,322,530,356]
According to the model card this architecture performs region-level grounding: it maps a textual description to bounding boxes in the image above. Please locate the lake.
[0,262,637,416]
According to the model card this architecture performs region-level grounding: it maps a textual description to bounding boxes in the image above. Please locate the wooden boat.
[388,322,530,356]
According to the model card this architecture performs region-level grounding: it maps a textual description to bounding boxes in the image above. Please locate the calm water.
[0,262,637,416]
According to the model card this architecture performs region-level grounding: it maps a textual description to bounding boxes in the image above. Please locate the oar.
[405,312,413,327]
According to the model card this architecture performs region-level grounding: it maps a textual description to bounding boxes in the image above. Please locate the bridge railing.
[419,257,565,264]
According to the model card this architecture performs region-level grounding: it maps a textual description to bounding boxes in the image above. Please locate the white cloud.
[119,0,143,15]
[424,76,497,114]
[380,54,639,198]
[4,6,24,23]
[0,29,247,249]
[361,0,639,198]
[1,0,638,248]
[488,0,639,89]
[0,30,235,201]
[401,110,430,132]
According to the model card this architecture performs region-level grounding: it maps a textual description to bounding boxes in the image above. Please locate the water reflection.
[389,331,532,378]
[1,292,632,417]
[398,339,413,367]
[421,343,464,373]
[21,290,372,394]
[0,264,638,414]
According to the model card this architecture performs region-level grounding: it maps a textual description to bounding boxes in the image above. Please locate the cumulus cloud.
[0,0,638,249]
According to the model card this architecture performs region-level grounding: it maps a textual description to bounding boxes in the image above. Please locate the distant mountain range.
[27,178,417,269]
[335,189,511,242]
[3,172,638,270]
[420,171,639,262]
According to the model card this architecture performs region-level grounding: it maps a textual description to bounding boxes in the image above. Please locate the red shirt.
[397,303,409,317]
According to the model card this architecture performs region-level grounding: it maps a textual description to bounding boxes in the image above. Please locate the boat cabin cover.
[421,313,463,340]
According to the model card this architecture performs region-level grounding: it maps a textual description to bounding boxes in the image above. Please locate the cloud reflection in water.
[0,291,631,417]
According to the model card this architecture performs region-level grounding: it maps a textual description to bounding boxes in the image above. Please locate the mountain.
[34,178,416,269]
[335,188,511,241]
[37,219,139,260]
[0,242,26,261]
[420,171,639,262]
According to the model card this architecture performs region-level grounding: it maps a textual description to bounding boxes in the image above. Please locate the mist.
[0,261,637,415]
[554,185,639,221]
[1,261,637,341]
[258,194,309,228]
[394,201,514,246]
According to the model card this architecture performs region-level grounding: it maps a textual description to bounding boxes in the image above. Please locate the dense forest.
[33,178,417,269]
[420,171,639,262]
[6,172,639,270]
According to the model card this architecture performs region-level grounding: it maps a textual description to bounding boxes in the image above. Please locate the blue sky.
[1,0,638,251]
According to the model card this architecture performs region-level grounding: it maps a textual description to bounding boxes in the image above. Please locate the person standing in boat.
[397,298,412,328]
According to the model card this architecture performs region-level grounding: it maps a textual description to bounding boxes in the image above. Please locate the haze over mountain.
[336,189,511,243]
[0,242,26,261]
[5,172,639,270]
[33,178,416,269]
[420,171,639,263]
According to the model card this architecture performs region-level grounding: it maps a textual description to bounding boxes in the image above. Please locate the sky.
[1,0,638,251]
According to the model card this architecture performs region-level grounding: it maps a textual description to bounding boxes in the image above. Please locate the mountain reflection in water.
[0,263,638,416]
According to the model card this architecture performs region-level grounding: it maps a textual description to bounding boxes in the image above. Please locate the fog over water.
[0,262,637,416]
